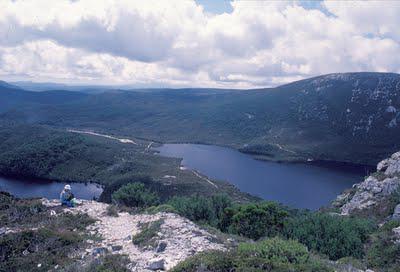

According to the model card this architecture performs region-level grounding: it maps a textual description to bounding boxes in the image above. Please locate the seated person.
[60,184,76,207]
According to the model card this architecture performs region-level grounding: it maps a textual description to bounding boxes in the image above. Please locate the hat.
[64,184,71,190]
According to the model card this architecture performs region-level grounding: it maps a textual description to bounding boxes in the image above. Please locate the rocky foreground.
[42,199,225,271]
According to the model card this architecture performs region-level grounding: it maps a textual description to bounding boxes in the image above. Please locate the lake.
[155,143,368,210]
[0,176,103,200]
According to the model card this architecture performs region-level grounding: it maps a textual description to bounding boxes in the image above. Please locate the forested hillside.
[1,72,400,165]
[0,124,251,202]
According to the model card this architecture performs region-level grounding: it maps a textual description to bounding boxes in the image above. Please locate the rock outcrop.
[333,151,400,216]
[42,199,225,271]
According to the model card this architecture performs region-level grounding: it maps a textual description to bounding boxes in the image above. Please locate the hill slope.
[1,72,400,165]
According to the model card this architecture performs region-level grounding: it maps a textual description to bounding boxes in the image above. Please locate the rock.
[147,259,165,270]
[156,241,167,253]
[68,200,225,271]
[0,227,6,236]
[111,245,123,252]
[22,249,29,256]
[50,210,56,216]
[338,174,400,215]
[393,226,400,244]
[92,247,108,256]
[392,204,400,220]
[381,152,400,176]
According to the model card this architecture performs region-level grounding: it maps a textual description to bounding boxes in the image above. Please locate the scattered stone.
[22,249,29,256]
[0,227,6,236]
[67,200,225,271]
[393,226,400,244]
[111,245,123,252]
[392,204,400,220]
[156,241,167,253]
[147,259,165,271]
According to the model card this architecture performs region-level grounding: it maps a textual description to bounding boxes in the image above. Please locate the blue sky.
[196,0,233,14]
[197,0,327,14]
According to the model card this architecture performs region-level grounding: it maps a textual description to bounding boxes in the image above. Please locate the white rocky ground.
[42,199,225,271]
[333,151,400,216]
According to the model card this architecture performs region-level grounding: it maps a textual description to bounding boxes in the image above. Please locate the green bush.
[283,212,376,260]
[167,194,232,228]
[112,182,159,208]
[226,202,288,240]
[365,220,400,271]
[171,237,333,272]
[168,196,288,240]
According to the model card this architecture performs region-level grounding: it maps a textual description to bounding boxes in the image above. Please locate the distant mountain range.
[1,72,400,165]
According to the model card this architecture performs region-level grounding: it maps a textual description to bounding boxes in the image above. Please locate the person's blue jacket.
[60,189,75,207]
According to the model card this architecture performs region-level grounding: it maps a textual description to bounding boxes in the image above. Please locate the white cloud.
[0,0,400,88]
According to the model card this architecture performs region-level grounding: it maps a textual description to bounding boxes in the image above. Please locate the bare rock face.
[61,201,225,271]
[334,151,400,216]
[377,151,400,175]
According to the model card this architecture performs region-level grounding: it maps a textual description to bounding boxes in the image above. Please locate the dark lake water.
[0,176,103,200]
[155,144,367,210]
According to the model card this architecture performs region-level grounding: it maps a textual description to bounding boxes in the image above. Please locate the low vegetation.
[171,237,332,272]
[112,182,159,208]
[0,192,95,271]
[283,212,376,260]
[131,219,164,249]
[365,221,400,271]
[0,124,254,203]
[84,254,131,272]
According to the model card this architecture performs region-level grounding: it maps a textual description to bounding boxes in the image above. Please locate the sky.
[1,0,400,89]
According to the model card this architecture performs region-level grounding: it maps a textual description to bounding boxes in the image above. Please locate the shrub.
[365,220,400,271]
[112,182,159,208]
[226,202,288,240]
[283,212,376,260]
[167,194,232,228]
[168,196,288,240]
[171,237,333,272]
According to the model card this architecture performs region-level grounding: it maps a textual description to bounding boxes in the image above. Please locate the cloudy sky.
[1,0,400,88]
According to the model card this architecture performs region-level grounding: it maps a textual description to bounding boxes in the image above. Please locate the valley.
[2,72,400,166]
